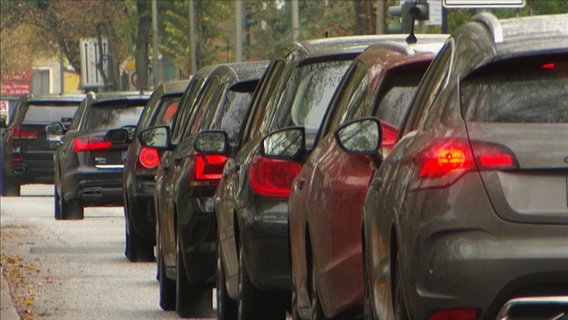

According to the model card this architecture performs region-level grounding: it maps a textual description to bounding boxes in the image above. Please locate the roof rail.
[472,12,504,44]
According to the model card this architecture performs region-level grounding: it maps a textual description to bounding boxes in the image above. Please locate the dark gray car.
[340,13,568,319]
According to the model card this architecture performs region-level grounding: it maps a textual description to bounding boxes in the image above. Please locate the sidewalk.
[1,267,20,320]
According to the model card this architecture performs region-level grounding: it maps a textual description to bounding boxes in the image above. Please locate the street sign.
[80,38,109,88]
[443,0,525,8]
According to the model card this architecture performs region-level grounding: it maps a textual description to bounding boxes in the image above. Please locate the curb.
[1,267,20,320]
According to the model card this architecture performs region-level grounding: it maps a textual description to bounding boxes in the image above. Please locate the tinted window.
[23,104,78,123]
[219,90,254,143]
[172,77,205,143]
[153,97,180,127]
[462,55,568,123]
[268,60,351,136]
[83,105,145,131]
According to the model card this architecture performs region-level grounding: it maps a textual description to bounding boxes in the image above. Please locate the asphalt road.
[0,184,215,320]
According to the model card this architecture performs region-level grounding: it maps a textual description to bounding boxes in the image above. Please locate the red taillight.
[248,154,302,198]
[188,154,228,187]
[138,147,160,169]
[542,62,556,69]
[10,126,41,139]
[73,137,111,152]
[428,309,478,320]
[414,139,517,189]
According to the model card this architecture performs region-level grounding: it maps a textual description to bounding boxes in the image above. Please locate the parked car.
[1,93,83,196]
[53,91,150,220]
[198,35,411,320]
[287,36,447,320]
[340,13,568,319]
[141,61,267,317]
[122,80,189,262]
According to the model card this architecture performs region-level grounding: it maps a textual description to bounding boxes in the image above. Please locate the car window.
[218,90,254,144]
[266,59,351,137]
[23,104,78,123]
[188,76,223,135]
[247,59,287,141]
[153,96,181,127]
[172,77,205,143]
[462,55,568,123]
[400,41,453,135]
[322,61,369,136]
[82,105,145,131]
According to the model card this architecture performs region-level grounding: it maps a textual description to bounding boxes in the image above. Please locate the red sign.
[1,81,32,96]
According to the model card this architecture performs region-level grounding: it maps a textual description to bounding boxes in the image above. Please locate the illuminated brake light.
[429,308,478,320]
[188,154,228,187]
[415,139,517,189]
[11,126,41,139]
[138,147,160,169]
[73,137,111,152]
[248,154,302,198]
[542,62,555,69]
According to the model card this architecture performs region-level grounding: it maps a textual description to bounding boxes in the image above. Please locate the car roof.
[89,91,151,105]
[211,60,269,82]
[155,79,191,95]
[465,13,568,59]
[27,93,85,103]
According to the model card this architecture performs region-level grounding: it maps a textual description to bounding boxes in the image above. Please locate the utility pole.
[236,0,243,62]
[189,0,197,74]
[152,0,159,88]
[376,0,387,34]
[291,0,299,41]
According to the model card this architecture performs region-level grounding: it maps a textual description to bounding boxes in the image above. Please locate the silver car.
[338,13,568,319]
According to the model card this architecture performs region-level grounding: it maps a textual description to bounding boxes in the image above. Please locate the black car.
[141,61,267,317]
[197,35,408,320]
[1,93,83,196]
[53,91,150,220]
[122,80,189,262]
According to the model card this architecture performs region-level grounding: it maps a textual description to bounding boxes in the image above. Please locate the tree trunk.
[353,0,376,35]
[135,0,151,91]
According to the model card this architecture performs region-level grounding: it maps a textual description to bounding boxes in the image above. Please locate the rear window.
[461,54,568,123]
[23,104,78,123]
[83,104,145,131]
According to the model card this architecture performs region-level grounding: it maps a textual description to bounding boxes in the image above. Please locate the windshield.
[23,104,78,124]
[82,105,145,131]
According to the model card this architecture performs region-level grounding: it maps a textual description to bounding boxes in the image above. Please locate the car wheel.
[1,174,20,196]
[175,232,214,318]
[158,246,176,311]
[393,251,410,320]
[238,247,286,320]
[60,197,83,220]
[54,185,62,220]
[310,257,325,320]
[217,239,237,320]
[124,202,155,262]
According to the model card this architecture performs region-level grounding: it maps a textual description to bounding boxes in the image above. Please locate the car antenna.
[406,0,418,44]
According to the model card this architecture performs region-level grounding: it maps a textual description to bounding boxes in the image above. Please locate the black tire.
[124,202,155,262]
[175,232,214,318]
[238,247,286,320]
[60,197,83,220]
[310,257,326,320]
[1,174,20,196]
[158,247,176,311]
[393,251,410,320]
[54,185,61,220]
[217,239,237,320]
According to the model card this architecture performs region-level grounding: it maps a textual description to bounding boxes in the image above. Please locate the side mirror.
[261,127,305,159]
[194,130,228,154]
[139,125,171,149]
[104,128,130,144]
[335,117,382,155]
[122,125,137,141]
[45,122,65,143]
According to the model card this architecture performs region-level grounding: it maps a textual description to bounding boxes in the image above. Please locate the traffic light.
[388,1,430,34]
[410,0,429,21]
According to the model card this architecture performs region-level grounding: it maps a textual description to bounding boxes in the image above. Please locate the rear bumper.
[3,160,55,183]
[61,167,124,206]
